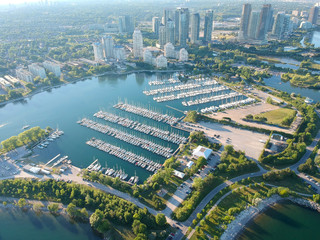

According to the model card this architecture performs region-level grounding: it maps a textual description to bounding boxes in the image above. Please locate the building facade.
[179,48,188,61]
[133,28,143,58]
[92,42,104,61]
[190,13,200,44]
[16,69,34,82]
[166,19,175,44]
[43,61,61,77]
[102,35,114,58]
[239,4,252,40]
[309,6,319,25]
[28,63,47,79]
[175,7,189,47]
[256,4,272,40]
[143,49,153,64]
[152,17,160,36]
[164,42,175,58]
[156,55,167,68]
[114,46,126,60]
[204,10,213,42]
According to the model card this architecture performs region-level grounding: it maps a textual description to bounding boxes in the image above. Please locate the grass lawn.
[107,225,136,240]
[254,108,296,127]
[253,176,315,195]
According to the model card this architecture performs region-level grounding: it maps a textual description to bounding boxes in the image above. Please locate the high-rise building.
[204,10,213,42]
[174,9,180,43]
[163,9,170,25]
[28,63,47,79]
[272,13,285,38]
[133,28,143,58]
[248,11,260,39]
[92,42,104,61]
[16,69,33,82]
[256,4,272,40]
[239,4,252,40]
[176,7,189,47]
[272,13,292,39]
[164,43,175,58]
[159,24,166,47]
[119,15,134,33]
[114,46,126,60]
[102,35,114,58]
[143,49,153,64]
[190,13,200,44]
[309,6,319,25]
[152,17,160,36]
[166,19,175,44]
[43,61,61,77]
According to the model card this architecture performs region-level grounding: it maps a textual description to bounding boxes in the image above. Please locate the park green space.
[253,108,296,127]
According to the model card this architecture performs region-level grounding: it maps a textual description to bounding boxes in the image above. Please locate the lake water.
[0,73,246,181]
[311,31,320,48]
[264,75,320,103]
[0,208,101,240]
[237,201,320,240]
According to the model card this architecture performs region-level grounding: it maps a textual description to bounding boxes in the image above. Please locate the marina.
[182,92,243,106]
[200,97,256,113]
[114,102,179,125]
[143,79,220,96]
[78,118,173,158]
[93,111,187,144]
[152,86,228,103]
[0,73,189,181]
[86,138,162,173]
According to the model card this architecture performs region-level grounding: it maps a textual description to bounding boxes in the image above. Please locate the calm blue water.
[264,75,320,103]
[311,31,320,48]
[0,73,245,181]
[238,201,320,240]
[0,208,102,240]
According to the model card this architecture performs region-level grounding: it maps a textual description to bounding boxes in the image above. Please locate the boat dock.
[114,103,179,125]
[93,111,187,145]
[78,118,173,158]
[44,154,61,166]
[86,138,161,173]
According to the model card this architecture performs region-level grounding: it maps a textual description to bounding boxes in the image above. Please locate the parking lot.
[0,159,20,178]
[182,121,268,160]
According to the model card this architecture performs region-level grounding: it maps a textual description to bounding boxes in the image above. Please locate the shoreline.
[0,68,183,108]
[220,195,320,240]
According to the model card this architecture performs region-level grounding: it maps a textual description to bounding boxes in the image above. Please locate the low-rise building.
[179,48,189,62]
[155,55,167,68]
[164,42,175,58]
[143,49,153,64]
[192,145,213,160]
[114,46,126,60]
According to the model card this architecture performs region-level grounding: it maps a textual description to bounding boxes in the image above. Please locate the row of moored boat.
[78,118,173,158]
[94,111,187,144]
[86,138,162,173]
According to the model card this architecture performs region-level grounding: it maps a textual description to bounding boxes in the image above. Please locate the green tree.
[17,198,27,208]
[47,203,59,213]
[155,213,167,226]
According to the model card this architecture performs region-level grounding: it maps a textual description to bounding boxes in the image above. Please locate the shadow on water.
[27,211,44,229]
[238,220,271,240]
[55,214,80,234]
[263,205,302,229]
[135,73,145,86]
[40,213,57,231]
